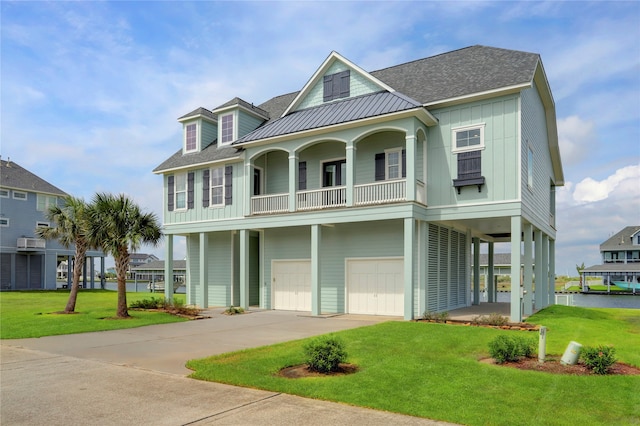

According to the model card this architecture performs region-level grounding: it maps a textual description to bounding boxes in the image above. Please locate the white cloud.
[572,165,640,203]
[557,115,597,167]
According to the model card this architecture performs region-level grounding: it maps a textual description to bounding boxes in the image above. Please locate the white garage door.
[347,258,404,316]
[273,260,311,311]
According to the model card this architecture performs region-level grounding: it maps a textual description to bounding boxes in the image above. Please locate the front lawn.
[0,290,187,339]
[187,305,640,426]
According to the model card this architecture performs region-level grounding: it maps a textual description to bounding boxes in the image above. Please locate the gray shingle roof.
[0,159,67,195]
[213,97,270,120]
[370,45,539,105]
[600,226,640,250]
[478,253,526,266]
[583,263,640,274]
[236,91,423,144]
[153,143,241,173]
[178,107,217,122]
[132,260,187,271]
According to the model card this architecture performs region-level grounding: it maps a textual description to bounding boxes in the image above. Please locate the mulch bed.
[278,363,359,378]
[415,319,540,331]
[480,356,640,375]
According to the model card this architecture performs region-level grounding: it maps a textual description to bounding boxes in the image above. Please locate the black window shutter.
[298,161,307,190]
[375,153,385,181]
[202,169,210,207]
[187,172,194,209]
[167,175,174,211]
[339,70,350,98]
[457,150,482,180]
[224,165,233,205]
[323,75,333,102]
[401,149,406,178]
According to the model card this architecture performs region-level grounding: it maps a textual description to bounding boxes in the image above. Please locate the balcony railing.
[297,187,346,211]
[354,180,406,206]
[251,179,423,214]
[251,193,289,215]
[17,238,45,250]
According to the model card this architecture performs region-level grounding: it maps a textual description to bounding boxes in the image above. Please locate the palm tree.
[89,193,162,318]
[36,195,94,313]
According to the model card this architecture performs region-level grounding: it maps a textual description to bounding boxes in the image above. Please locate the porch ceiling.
[440,217,514,242]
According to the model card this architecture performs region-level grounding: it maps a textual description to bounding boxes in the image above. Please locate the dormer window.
[221,113,234,144]
[323,70,350,102]
[185,124,197,152]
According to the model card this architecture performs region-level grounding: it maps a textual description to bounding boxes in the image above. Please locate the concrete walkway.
[1,309,456,425]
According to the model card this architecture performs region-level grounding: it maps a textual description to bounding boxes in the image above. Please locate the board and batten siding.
[520,83,556,236]
[164,162,244,224]
[427,94,519,207]
[297,61,382,110]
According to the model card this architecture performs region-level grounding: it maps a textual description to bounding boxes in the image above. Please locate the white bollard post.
[538,326,546,363]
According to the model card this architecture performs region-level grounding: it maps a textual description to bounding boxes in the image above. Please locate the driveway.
[1,309,456,425]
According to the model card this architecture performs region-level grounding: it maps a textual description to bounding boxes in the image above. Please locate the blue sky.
[2,1,639,275]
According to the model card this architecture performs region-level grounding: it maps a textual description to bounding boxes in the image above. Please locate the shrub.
[581,345,616,375]
[224,306,245,315]
[130,297,164,309]
[472,313,510,326]
[488,334,536,364]
[303,336,347,373]
[422,311,449,322]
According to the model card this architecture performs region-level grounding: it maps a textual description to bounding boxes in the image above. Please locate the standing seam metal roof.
[235,91,421,144]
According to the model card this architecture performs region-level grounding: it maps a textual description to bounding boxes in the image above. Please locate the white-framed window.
[185,123,197,152]
[527,145,534,189]
[13,191,27,200]
[37,194,58,211]
[452,124,485,153]
[209,166,224,206]
[0,189,8,198]
[174,173,187,210]
[0,217,9,227]
[385,148,403,180]
[36,221,49,228]
[220,113,234,144]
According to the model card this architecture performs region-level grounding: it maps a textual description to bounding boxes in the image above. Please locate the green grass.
[0,290,187,339]
[187,305,640,426]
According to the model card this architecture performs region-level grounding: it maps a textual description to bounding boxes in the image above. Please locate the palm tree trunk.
[115,247,130,318]
[65,240,87,313]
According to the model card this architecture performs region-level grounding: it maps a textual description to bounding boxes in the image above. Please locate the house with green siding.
[154,45,564,321]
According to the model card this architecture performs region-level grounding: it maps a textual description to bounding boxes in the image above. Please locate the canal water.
[496,292,639,309]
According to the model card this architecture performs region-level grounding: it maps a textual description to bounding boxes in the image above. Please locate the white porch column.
[418,221,426,316]
[311,224,321,316]
[523,223,533,315]
[288,154,298,212]
[405,134,416,202]
[510,216,522,322]
[164,235,174,301]
[488,242,495,303]
[541,234,549,308]
[548,238,556,306]
[244,159,252,216]
[239,229,250,309]
[473,237,480,305]
[403,218,415,320]
[534,229,543,309]
[198,233,208,308]
[345,142,356,206]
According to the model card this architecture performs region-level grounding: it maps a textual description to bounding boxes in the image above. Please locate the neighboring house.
[132,260,187,292]
[127,253,159,276]
[154,46,564,321]
[583,226,640,292]
[0,159,105,289]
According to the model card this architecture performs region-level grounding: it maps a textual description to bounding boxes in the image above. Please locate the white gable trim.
[282,51,396,117]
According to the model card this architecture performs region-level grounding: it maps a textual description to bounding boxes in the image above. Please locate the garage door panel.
[347,259,403,316]
[273,260,311,311]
